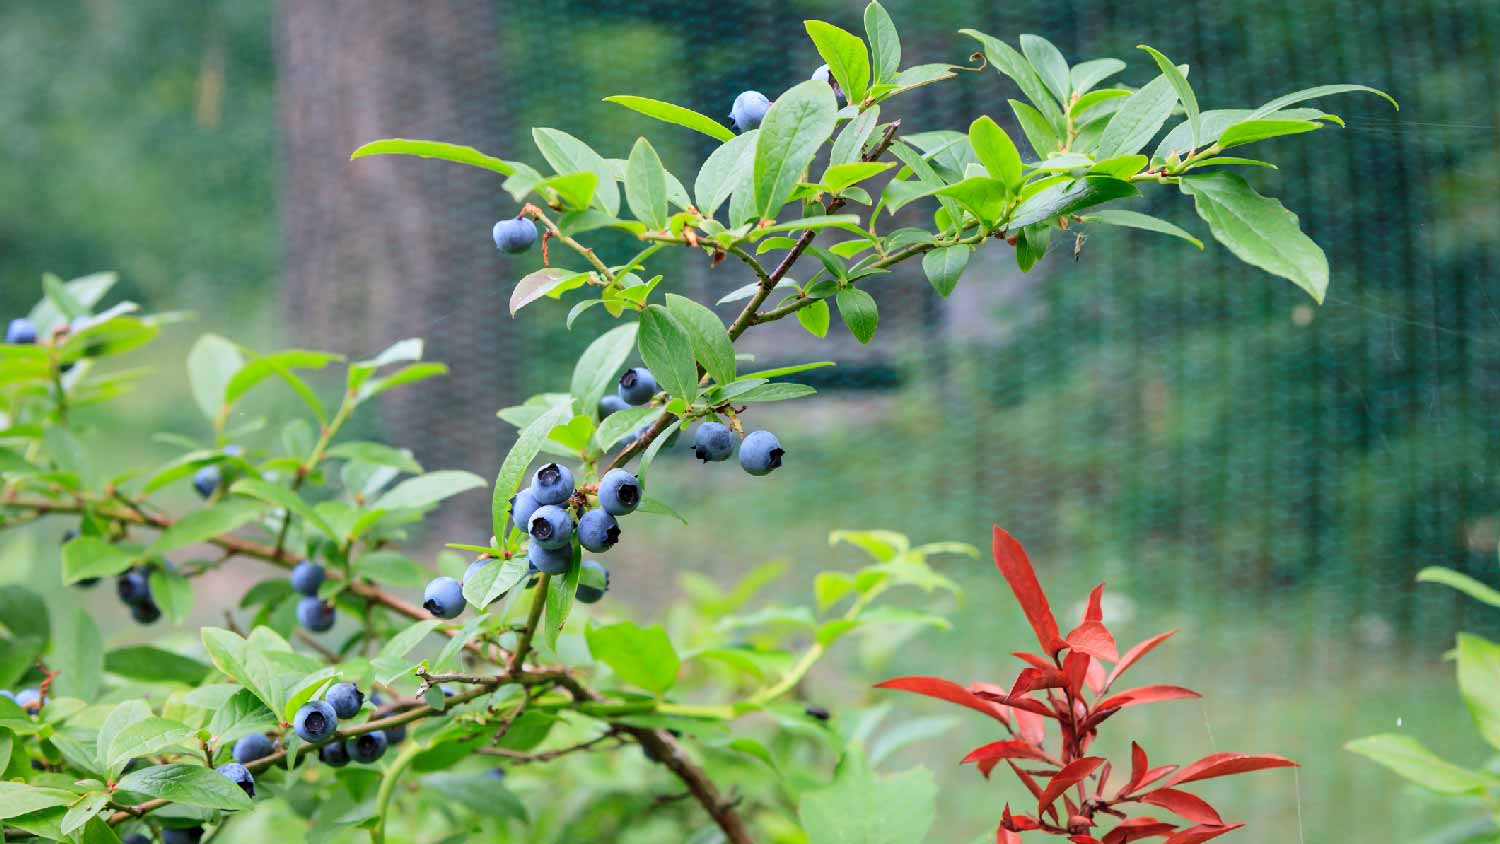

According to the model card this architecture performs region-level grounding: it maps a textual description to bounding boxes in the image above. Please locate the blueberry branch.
[522,204,615,283]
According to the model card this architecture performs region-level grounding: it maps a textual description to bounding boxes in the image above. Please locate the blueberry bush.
[0,6,1391,843]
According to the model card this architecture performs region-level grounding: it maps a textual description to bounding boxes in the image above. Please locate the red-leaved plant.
[877,527,1296,844]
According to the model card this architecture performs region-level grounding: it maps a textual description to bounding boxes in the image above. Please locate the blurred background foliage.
[1,0,1496,841]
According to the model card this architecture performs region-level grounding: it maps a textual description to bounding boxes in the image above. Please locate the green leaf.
[224,349,341,407]
[116,763,254,811]
[922,246,971,297]
[61,536,134,584]
[531,172,598,210]
[533,128,619,216]
[462,555,530,610]
[863,2,900,82]
[282,669,338,723]
[798,747,937,844]
[543,552,580,651]
[205,689,277,747]
[570,323,638,419]
[0,782,74,820]
[734,383,817,403]
[1082,209,1203,248]
[186,334,244,422]
[835,287,879,344]
[960,30,1065,130]
[1416,567,1500,607]
[1179,171,1329,303]
[200,627,285,717]
[1008,99,1059,159]
[602,96,736,143]
[968,116,1022,190]
[511,268,591,317]
[1456,634,1500,750]
[1138,46,1199,150]
[1089,154,1148,179]
[638,305,699,402]
[422,771,529,821]
[753,80,838,219]
[491,402,575,540]
[354,550,429,588]
[1008,175,1139,229]
[103,646,212,685]
[751,215,868,238]
[27,271,116,335]
[373,470,486,511]
[665,294,735,388]
[149,499,264,555]
[1069,58,1126,96]
[350,138,515,177]
[1020,34,1071,109]
[1095,64,1187,159]
[695,131,758,219]
[625,137,669,230]
[595,407,659,451]
[50,609,101,701]
[1345,734,1494,795]
[936,177,1009,227]
[230,478,335,539]
[830,107,881,166]
[60,791,108,837]
[796,299,830,338]
[822,162,893,194]
[1217,119,1322,149]
[1153,108,1328,160]
[586,621,680,694]
[1242,83,1397,123]
[805,20,871,103]
[108,718,193,775]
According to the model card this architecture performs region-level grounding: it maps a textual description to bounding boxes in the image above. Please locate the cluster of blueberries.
[290,558,335,631]
[600,367,785,475]
[114,562,163,624]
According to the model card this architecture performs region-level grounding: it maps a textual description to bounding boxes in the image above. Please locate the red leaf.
[963,739,1057,767]
[1095,685,1202,712]
[1129,742,1149,790]
[1011,666,1066,698]
[875,676,1010,724]
[1102,818,1179,844]
[1164,753,1298,787]
[1160,824,1244,844]
[1063,650,1091,698]
[1085,658,1109,697]
[1009,761,1047,802]
[1013,651,1056,671]
[993,526,1066,655]
[1137,789,1224,826]
[1137,765,1177,792]
[1083,584,1105,623]
[1015,706,1049,746]
[1106,630,1177,688]
[998,828,1022,844]
[1037,756,1106,812]
[1066,621,1119,663]
[1070,836,1102,843]
[973,686,1060,720]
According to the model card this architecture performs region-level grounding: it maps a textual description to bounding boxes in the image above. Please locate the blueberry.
[693,422,735,462]
[123,834,150,844]
[530,462,574,505]
[812,64,846,103]
[14,689,40,711]
[575,560,610,604]
[297,596,336,632]
[5,318,36,345]
[739,430,784,476]
[191,464,221,499]
[492,218,538,254]
[162,828,204,844]
[597,468,640,516]
[232,733,273,765]
[130,600,162,625]
[116,567,152,605]
[345,730,388,764]
[463,556,492,585]
[805,704,831,721]
[509,487,541,531]
[598,394,629,419]
[423,576,465,619]
[384,721,407,744]
[528,504,574,551]
[290,560,325,596]
[729,91,771,132]
[487,767,507,780]
[528,538,572,576]
[325,682,364,719]
[577,509,619,553]
[319,740,350,767]
[617,367,657,406]
[216,762,255,798]
[293,700,338,742]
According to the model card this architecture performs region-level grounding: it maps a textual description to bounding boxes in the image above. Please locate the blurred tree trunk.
[276,0,512,540]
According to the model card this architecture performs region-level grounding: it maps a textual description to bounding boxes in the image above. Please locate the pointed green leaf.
[586,621,680,694]
[115,763,253,811]
[1138,46,1199,150]
[1008,175,1139,229]
[863,2,900,83]
[603,96,735,142]
[922,246,971,297]
[1020,34,1071,109]
[1217,119,1323,149]
[1082,209,1203,248]
[638,305,699,402]
[1242,83,1397,123]
[796,299,830,338]
[695,131,758,219]
[533,128,619,216]
[1095,64,1187,159]
[835,287,879,344]
[805,20,871,103]
[753,81,838,219]
[1009,99,1060,159]
[969,116,1022,190]
[665,294,735,388]
[1179,171,1328,303]
[625,137,669,230]
[351,139,515,177]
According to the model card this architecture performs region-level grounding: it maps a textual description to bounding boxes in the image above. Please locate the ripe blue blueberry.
[319,740,350,767]
[423,576,465,619]
[812,64,846,102]
[577,509,619,553]
[290,560,325,596]
[617,367,657,406]
[232,733,273,765]
[575,560,610,604]
[463,556,492,585]
[326,682,365,719]
[130,600,162,625]
[297,596,335,632]
[528,538,572,576]
[739,430,784,476]
[116,568,152,605]
[693,422,735,462]
[345,730,388,764]
[597,468,640,516]
[216,762,255,798]
[492,218,538,254]
[5,318,36,345]
[528,504,574,551]
[14,689,40,711]
[598,394,628,418]
[162,828,204,844]
[531,462,575,505]
[509,486,541,531]
[729,91,771,132]
[292,700,338,742]
[191,464,221,499]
